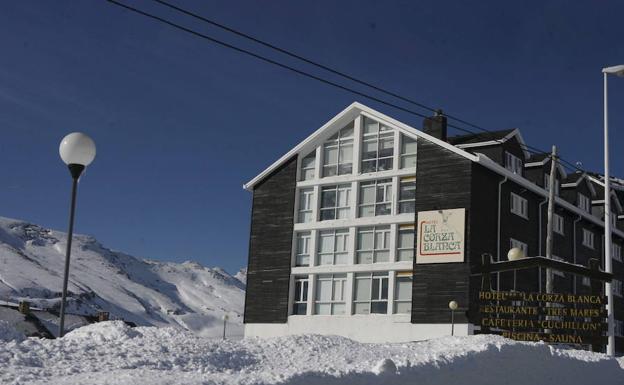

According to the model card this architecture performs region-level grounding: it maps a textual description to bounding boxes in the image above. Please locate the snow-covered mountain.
[0,216,245,337]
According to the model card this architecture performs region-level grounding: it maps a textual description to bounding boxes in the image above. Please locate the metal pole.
[59,175,79,338]
[222,317,227,340]
[545,145,557,294]
[604,72,614,356]
[451,309,455,336]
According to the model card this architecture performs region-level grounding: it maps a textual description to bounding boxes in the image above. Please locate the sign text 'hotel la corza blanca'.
[475,290,608,345]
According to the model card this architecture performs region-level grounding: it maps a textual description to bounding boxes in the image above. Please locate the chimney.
[423,110,448,141]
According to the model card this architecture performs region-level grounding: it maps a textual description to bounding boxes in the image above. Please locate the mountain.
[0,216,245,337]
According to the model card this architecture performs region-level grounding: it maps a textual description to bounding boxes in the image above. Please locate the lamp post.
[448,300,458,336]
[58,133,96,338]
[222,314,229,340]
[602,65,624,356]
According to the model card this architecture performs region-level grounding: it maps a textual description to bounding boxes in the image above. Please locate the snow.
[0,216,244,337]
[0,320,25,343]
[0,321,622,385]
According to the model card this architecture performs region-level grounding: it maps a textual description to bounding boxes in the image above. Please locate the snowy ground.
[1,321,623,385]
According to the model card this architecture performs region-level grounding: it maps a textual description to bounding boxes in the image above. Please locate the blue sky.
[1,0,623,274]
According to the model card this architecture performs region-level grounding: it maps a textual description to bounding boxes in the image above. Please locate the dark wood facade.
[244,155,298,324]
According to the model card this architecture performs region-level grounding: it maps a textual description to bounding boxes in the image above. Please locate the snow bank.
[0,322,622,385]
[0,320,25,343]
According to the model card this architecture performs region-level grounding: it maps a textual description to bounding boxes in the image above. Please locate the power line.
[106,0,565,162]
[148,0,550,158]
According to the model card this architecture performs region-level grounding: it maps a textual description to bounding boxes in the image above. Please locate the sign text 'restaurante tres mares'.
[416,208,465,264]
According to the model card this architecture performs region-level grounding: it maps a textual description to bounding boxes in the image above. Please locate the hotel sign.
[416,208,465,264]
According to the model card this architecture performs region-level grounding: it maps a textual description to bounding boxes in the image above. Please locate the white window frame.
[510,238,528,257]
[361,117,394,173]
[397,224,415,262]
[358,179,392,217]
[505,152,523,175]
[398,177,416,214]
[322,123,354,177]
[319,184,351,221]
[292,276,309,315]
[612,243,622,262]
[297,188,314,223]
[353,271,389,315]
[553,213,564,235]
[314,274,347,315]
[317,229,350,265]
[356,226,391,264]
[300,151,316,181]
[582,228,594,249]
[577,193,591,213]
[295,232,311,267]
[510,192,528,219]
[394,272,412,314]
[400,135,417,169]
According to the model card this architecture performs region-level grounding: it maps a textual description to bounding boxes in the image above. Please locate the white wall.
[245,315,473,343]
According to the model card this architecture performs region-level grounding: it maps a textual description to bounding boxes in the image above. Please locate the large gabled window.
[322,122,354,177]
[292,276,308,315]
[317,229,349,265]
[359,179,392,217]
[356,226,390,264]
[353,272,389,314]
[361,117,394,173]
[320,185,351,220]
[315,274,347,315]
[400,135,417,168]
[300,151,316,181]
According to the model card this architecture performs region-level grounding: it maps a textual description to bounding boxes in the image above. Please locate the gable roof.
[243,102,478,191]
[524,153,568,178]
[448,128,531,159]
[561,172,597,196]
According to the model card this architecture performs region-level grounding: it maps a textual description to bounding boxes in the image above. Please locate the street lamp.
[58,132,96,337]
[602,64,624,356]
[448,300,458,336]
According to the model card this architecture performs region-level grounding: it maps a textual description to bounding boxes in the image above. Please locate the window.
[400,135,417,168]
[295,232,311,266]
[397,225,415,262]
[543,174,560,196]
[613,243,622,262]
[317,229,350,265]
[398,177,416,214]
[359,179,392,217]
[322,123,354,177]
[315,274,346,315]
[300,151,316,181]
[361,117,394,173]
[551,255,564,277]
[578,193,591,213]
[613,279,623,298]
[292,276,309,315]
[357,226,390,264]
[582,276,591,287]
[394,272,412,314]
[353,272,389,314]
[320,185,351,220]
[298,188,314,223]
[610,213,616,228]
[510,193,528,219]
[505,152,523,175]
[582,229,594,249]
[553,214,564,235]
[510,238,528,258]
